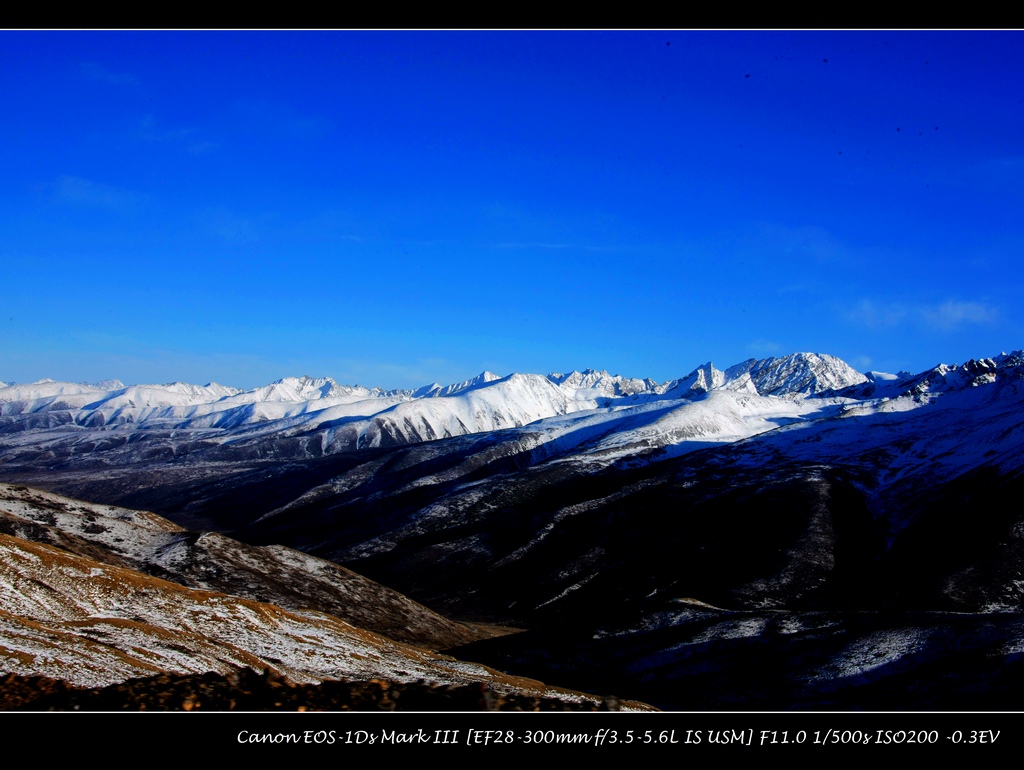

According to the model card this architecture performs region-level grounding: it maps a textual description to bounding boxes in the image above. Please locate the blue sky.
[2,30,1022,389]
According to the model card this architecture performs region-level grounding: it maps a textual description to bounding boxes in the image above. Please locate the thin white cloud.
[980,155,1024,175]
[746,339,782,355]
[849,299,910,330]
[491,242,577,250]
[851,355,873,371]
[50,175,142,212]
[229,99,332,140]
[139,114,219,156]
[203,209,259,244]
[186,141,218,156]
[78,62,140,87]
[751,223,849,264]
[920,300,999,331]
[849,298,999,332]
[777,282,814,294]
[487,241,622,253]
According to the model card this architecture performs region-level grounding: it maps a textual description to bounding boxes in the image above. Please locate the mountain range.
[3,349,1024,709]
[0,352,866,457]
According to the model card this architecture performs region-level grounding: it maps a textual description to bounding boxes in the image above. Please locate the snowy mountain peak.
[723,352,867,397]
[901,353,1024,397]
[547,369,658,398]
[996,350,1024,370]
[411,382,444,398]
[4,349,1018,462]
[431,371,503,398]
[661,362,726,399]
[830,351,1024,400]
[866,371,898,382]
[259,375,367,402]
[548,369,609,388]
[92,379,126,390]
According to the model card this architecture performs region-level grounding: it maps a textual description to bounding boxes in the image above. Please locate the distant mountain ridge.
[1,350,874,409]
[0,351,873,455]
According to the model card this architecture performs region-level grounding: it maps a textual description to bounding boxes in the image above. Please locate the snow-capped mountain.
[721,352,868,396]
[0,351,873,462]
[3,348,1024,711]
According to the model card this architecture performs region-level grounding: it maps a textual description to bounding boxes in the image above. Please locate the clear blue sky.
[2,30,1022,389]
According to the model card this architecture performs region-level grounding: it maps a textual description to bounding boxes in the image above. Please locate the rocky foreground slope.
[0,483,644,710]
